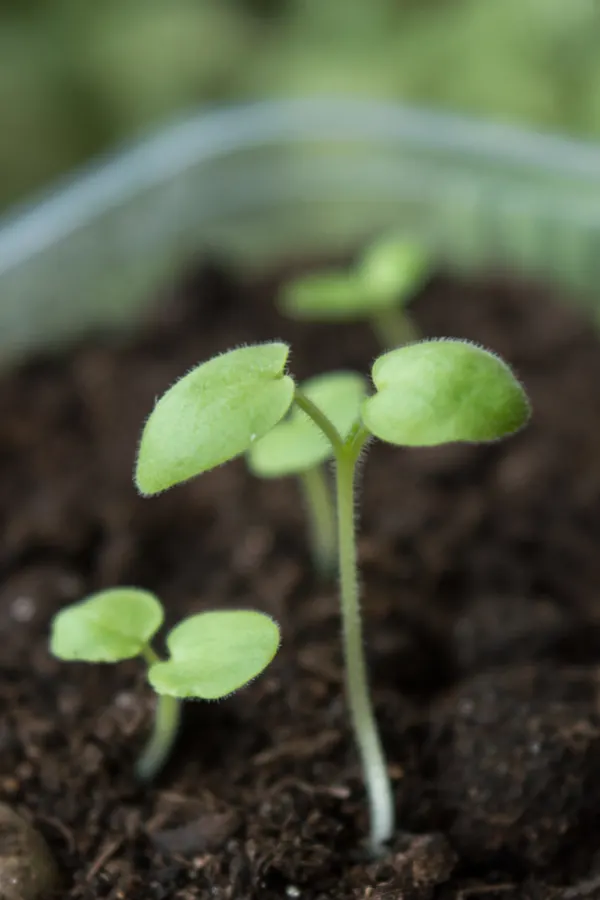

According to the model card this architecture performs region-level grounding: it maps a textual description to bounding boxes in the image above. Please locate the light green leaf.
[280,271,376,320]
[135,343,295,495]
[358,235,431,306]
[362,339,530,447]
[148,610,280,699]
[248,371,367,477]
[50,588,164,663]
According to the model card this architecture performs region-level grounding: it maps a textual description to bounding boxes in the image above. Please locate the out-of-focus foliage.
[1,0,600,209]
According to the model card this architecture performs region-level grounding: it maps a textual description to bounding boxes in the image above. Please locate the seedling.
[50,587,280,781]
[247,371,367,578]
[135,339,529,854]
[280,234,430,349]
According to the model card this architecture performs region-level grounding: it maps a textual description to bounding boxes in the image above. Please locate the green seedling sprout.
[50,587,280,781]
[247,371,367,578]
[135,339,530,854]
[279,234,430,349]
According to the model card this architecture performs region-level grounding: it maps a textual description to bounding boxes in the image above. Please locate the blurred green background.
[2,0,600,211]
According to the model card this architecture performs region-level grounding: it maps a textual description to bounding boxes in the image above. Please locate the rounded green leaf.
[280,271,375,321]
[50,588,164,663]
[148,610,280,699]
[136,343,295,495]
[248,371,367,477]
[358,235,431,307]
[362,339,530,447]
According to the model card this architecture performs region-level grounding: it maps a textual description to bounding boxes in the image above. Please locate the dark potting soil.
[2,258,600,900]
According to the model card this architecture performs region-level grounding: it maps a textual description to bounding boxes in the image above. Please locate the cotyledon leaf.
[362,339,530,447]
[280,271,380,320]
[148,610,280,699]
[135,342,295,494]
[50,588,164,662]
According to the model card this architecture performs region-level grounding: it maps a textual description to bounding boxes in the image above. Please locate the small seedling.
[280,234,430,349]
[247,371,367,578]
[135,339,529,853]
[50,587,280,781]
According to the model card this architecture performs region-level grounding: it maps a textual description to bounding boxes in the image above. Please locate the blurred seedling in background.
[280,234,431,349]
[248,371,367,578]
[50,588,280,781]
[135,340,529,854]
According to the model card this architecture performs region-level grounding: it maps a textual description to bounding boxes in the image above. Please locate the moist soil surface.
[2,259,600,900]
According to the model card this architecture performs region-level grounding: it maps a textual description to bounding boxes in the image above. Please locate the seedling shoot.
[135,339,530,854]
[50,588,280,781]
[279,234,431,349]
[247,371,367,578]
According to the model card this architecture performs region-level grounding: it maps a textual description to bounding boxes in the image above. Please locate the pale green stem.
[371,308,418,350]
[335,445,395,854]
[299,465,337,579]
[294,390,395,851]
[293,389,344,452]
[135,645,182,782]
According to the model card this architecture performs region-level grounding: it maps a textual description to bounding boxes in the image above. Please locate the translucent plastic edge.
[2,97,600,277]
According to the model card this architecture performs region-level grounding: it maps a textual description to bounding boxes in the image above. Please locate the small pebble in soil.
[0,802,60,900]
[9,597,36,624]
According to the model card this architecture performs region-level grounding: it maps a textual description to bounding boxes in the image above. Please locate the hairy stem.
[299,465,337,579]
[292,395,394,851]
[371,308,418,350]
[293,388,343,452]
[335,446,394,853]
[136,645,182,782]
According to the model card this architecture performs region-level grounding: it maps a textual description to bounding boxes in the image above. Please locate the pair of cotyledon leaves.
[50,589,280,700]
[135,339,529,494]
[279,236,430,321]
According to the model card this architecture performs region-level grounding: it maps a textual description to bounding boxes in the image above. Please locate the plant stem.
[299,465,337,579]
[136,645,182,782]
[294,392,394,852]
[371,309,418,350]
[293,389,343,452]
[335,446,395,854]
